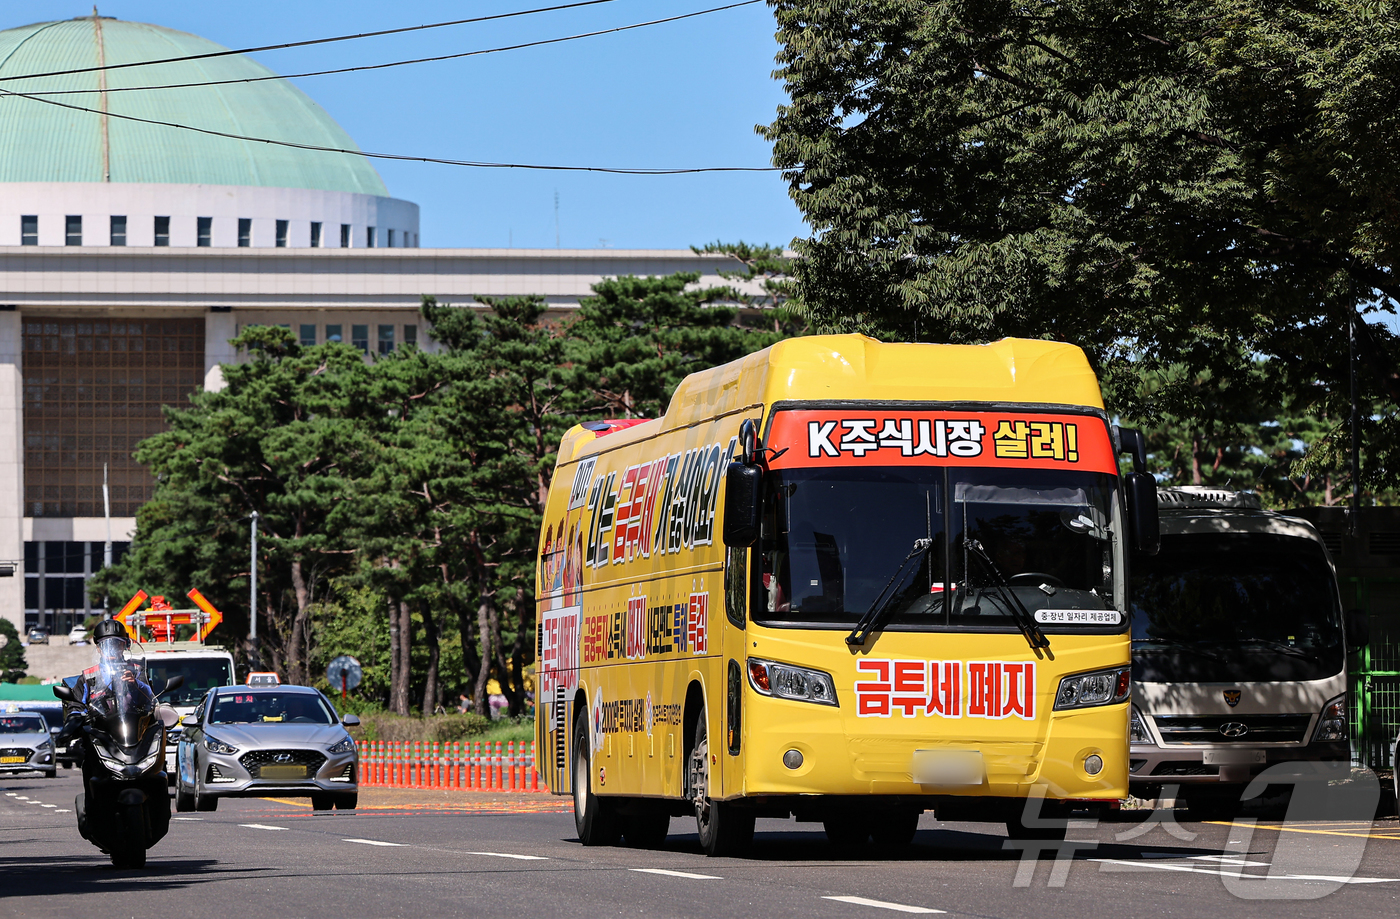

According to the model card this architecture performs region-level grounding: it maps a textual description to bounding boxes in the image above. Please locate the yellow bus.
[535,334,1158,855]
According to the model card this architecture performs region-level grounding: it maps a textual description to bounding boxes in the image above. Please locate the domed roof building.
[0,15,735,646]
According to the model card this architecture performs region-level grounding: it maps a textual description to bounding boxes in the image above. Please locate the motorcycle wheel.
[110,804,148,869]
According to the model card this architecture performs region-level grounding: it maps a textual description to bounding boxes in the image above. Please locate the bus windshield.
[756,467,1122,630]
[1131,532,1344,682]
[144,657,234,706]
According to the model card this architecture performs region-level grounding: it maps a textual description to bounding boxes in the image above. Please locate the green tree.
[763,0,1400,492]
[0,619,26,682]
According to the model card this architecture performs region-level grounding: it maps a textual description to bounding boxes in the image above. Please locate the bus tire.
[823,815,869,850]
[623,812,670,849]
[870,809,920,849]
[573,712,621,846]
[688,717,753,857]
[1005,803,1067,841]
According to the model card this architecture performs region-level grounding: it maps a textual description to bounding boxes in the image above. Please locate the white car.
[67,626,89,645]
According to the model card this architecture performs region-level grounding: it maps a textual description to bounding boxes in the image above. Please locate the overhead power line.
[16,1,765,97]
[0,0,624,84]
[0,86,781,174]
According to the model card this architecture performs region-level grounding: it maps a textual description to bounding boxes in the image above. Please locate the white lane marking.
[56,809,70,813]
[4,793,16,797]
[1092,859,1400,884]
[172,817,202,821]
[343,838,407,847]
[629,868,721,880]
[822,896,944,914]
[25,800,42,805]
[239,824,287,831]
[467,851,549,861]
[13,796,27,800]
[41,804,55,808]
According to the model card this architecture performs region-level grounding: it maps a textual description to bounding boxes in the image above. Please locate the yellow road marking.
[1204,820,1400,840]
[260,797,312,808]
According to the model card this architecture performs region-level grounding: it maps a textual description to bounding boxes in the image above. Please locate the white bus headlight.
[1129,706,1150,743]
[1054,667,1131,710]
[1312,695,1347,743]
[747,658,838,706]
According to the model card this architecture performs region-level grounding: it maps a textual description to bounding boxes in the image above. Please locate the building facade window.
[23,541,130,632]
[197,217,212,247]
[377,325,395,355]
[154,216,170,247]
[404,325,417,348]
[310,222,322,248]
[366,226,376,248]
[238,218,251,247]
[351,325,369,353]
[21,215,37,245]
[299,324,316,346]
[110,216,126,246]
[275,219,288,248]
[22,318,206,519]
[387,229,396,248]
[340,224,351,248]
[325,324,343,343]
[65,216,82,246]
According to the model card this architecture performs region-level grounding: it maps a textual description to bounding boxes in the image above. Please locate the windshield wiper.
[1238,639,1323,663]
[1132,638,1232,662]
[846,538,934,646]
[961,538,1050,653]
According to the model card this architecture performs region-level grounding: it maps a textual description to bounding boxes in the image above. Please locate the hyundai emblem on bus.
[1223,690,1242,707]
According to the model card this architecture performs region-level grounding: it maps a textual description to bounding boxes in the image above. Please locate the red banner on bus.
[766,410,1117,474]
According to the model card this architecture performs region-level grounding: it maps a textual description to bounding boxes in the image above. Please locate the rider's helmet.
[92,618,130,662]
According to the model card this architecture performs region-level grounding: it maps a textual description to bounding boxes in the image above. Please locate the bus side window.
[725,547,747,627]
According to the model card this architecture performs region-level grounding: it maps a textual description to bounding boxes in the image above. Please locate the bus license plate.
[0,756,26,764]
[1202,750,1266,765]
[912,750,983,785]
[1033,609,1122,625]
[260,765,308,780]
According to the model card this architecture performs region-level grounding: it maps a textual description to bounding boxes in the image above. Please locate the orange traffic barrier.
[353,739,546,793]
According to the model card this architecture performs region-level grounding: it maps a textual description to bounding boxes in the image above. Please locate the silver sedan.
[0,711,55,778]
[174,685,359,812]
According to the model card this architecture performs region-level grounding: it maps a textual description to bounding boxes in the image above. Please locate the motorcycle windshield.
[90,656,155,748]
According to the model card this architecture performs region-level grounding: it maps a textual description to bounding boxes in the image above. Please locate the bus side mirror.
[1346,608,1370,649]
[723,462,762,547]
[52,684,75,703]
[1126,473,1160,556]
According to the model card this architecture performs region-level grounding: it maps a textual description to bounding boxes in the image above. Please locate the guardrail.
[356,740,545,792]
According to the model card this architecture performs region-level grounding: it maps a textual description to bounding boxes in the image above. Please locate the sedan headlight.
[328,736,355,754]
[1312,694,1348,743]
[1054,667,1131,710]
[1129,705,1151,744]
[747,658,838,706]
[204,735,239,755]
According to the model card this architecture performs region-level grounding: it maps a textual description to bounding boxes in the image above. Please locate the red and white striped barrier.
[356,740,545,792]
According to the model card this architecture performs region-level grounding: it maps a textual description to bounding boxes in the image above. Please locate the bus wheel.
[573,712,621,846]
[823,815,870,850]
[870,810,920,849]
[623,812,670,849]
[687,718,754,857]
[1005,804,1067,841]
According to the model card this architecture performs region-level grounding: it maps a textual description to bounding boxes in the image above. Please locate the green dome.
[0,16,389,195]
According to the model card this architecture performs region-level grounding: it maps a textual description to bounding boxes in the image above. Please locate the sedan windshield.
[756,467,1122,629]
[209,692,336,725]
[0,715,46,734]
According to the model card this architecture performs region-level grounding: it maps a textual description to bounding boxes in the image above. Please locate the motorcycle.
[54,655,183,869]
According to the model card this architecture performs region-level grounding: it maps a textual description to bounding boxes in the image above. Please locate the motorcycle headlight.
[1054,667,1131,710]
[328,736,355,755]
[1129,705,1151,744]
[747,658,838,706]
[95,743,127,776]
[1312,694,1348,743]
[204,735,239,755]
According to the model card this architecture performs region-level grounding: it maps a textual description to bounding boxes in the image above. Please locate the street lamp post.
[249,511,259,665]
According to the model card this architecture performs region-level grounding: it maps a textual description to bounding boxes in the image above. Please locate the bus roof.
[557,335,1102,463]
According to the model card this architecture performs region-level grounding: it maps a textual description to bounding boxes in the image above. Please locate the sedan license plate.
[0,756,26,764]
[912,749,984,785]
[260,764,308,780]
[1202,750,1267,765]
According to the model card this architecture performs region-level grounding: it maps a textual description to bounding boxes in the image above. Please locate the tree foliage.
[764,0,1400,496]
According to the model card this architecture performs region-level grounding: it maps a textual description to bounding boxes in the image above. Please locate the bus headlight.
[1054,667,1131,710]
[1312,695,1347,743]
[747,658,838,707]
[1129,706,1150,744]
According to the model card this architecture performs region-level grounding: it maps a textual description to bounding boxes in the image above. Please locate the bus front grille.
[1151,714,1312,744]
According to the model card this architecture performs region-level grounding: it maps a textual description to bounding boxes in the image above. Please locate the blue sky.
[14,1,805,250]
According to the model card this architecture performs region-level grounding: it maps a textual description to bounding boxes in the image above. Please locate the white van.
[1127,487,1365,817]
[142,643,238,779]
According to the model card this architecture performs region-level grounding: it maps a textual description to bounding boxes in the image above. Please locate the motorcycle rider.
[57,620,153,744]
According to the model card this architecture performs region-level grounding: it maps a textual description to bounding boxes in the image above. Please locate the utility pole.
[1349,310,1361,535]
[102,463,111,617]
[249,511,259,665]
